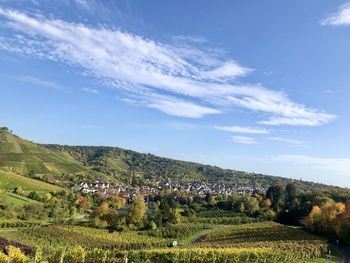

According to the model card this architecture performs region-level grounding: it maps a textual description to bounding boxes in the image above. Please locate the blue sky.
[1,0,350,187]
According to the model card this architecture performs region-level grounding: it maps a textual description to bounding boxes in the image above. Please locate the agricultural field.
[191,222,328,259]
[0,221,331,262]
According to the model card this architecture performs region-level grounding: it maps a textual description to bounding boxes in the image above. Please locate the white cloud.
[268,137,304,144]
[321,4,350,26]
[15,75,60,89]
[146,95,220,118]
[274,155,350,175]
[201,61,252,80]
[214,125,269,134]
[0,7,336,124]
[81,88,98,93]
[231,136,256,144]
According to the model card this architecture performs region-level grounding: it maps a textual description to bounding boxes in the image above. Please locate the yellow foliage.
[336,202,345,214]
[6,245,28,263]
[306,206,321,225]
[0,252,9,263]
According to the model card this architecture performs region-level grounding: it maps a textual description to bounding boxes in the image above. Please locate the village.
[74,178,267,200]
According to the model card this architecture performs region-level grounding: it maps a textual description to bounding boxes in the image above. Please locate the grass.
[5,193,40,206]
[4,133,23,153]
[0,170,62,194]
[0,130,90,176]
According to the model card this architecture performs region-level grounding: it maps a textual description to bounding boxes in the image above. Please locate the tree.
[208,196,217,207]
[127,196,146,225]
[44,193,52,202]
[266,183,285,210]
[263,198,272,208]
[239,202,245,213]
[285,183,298,204]
[108,195,126,209]
[28,191,41,201]
[75,196,89,211]
[92,202,119,228]
[306,205,321,226]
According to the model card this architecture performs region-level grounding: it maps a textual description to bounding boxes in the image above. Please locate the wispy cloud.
[274,155,350,175]
[81,87,99,94]
[146,94,220,118]
[0,7,335,125]
[15,75,60,89]
[214,125,269,134]
[268,137,304,145]
[231,136,256,144]
[323,89,334,94]
[321,3,350,26]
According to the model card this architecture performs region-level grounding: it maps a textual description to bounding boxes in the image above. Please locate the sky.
[0,0,350,187]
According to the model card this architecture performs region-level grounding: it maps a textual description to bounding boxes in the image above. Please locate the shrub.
[0,252,9,263]
[6,246,28,263]
[65,246,86,263]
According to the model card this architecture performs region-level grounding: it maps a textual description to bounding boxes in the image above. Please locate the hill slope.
[0,127,339,190]
[0,170,62,194]
[0,128,106,184]
[41,144,337,190]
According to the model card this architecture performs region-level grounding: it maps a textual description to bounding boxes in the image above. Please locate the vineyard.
[0,226,171,250]
[0,221,329,262]
[191,222,328,260]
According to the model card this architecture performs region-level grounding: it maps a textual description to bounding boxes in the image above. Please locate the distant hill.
[40,146,337,191]
[0,127,340,190]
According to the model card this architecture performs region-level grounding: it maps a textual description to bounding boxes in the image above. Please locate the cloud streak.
[231,136,256,144]
[81,88,99,93]
[268,137,304,145]
[0,7,335,125]
[215,125,269,134]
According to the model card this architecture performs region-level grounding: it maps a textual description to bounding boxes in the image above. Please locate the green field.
[0,170,62,194]
[5,192,41,206]
[0,129,93,177]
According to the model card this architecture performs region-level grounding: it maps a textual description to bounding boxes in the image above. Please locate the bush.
[65,246,86,263]
[0,252,9,263]
[6,246,28,263]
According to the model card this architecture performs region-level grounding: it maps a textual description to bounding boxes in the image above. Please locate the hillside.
[0,127,106,184]
[0,127,339,190]
[41,146,336,191]
[0,170,62,194]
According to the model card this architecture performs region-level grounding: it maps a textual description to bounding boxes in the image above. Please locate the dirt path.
[190,234,207,244]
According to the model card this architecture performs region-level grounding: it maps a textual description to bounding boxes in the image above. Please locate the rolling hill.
[42,144,338,190]
[0,127,107,184]
[0,127,340,190]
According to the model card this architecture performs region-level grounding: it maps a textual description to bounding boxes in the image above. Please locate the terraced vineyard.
[191,222,328,260]
[0,226,172,250]
[0,222,329,262]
